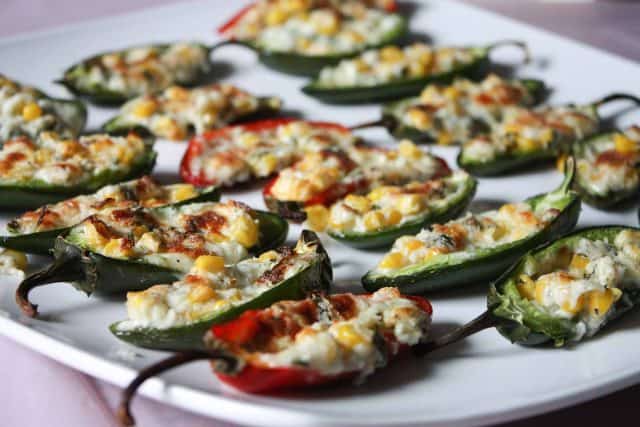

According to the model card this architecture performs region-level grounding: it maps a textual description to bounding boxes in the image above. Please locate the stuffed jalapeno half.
[110,230,332,350]
[58,42,214,104]
[571,125,639,209]
[488,226,640,346]
[458,93,640,176]
[117,287,432,426]
[15,200,288,317]
[0,130,157,210]
[305,170,476,249]
[103,84,281,140]
[0,176,219,255]
[302,41,530,104]
[180,118,360,187]
[0,74,86,143]
[362,159,580,293]
[355,74,545,143]
[217,0,406,77]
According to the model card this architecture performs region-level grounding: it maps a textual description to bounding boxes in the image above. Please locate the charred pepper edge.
[301,40,530,104]
[108,230,332,351]
[457,93,640,176]
[0,186,221,255]
[56,42,216,105]
[361,158,580,293]
[327,174,478,249]
[14,209,288,318]
[488,225,640,347]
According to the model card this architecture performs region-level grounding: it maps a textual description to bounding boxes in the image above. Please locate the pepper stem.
[557,156,575,194]
[593,93,640,109]
[349,115,398,132]
[486,40,530,64]
[15,255,83,318]
[412,310,497,357]
[118,350,237,427]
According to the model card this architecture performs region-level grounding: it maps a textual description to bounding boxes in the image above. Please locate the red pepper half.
[117,289,432,426]
[180,118,351,187]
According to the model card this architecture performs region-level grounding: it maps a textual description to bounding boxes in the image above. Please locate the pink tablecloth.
[1,1,640,426]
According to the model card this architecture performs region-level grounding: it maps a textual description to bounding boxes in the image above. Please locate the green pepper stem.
[557,156,575,194]
[118,350,237,427]
[412,310,497,357]
[593,93,640,109]
[15,256,84,318]
[486,40,530,64]
[349,115,398,132]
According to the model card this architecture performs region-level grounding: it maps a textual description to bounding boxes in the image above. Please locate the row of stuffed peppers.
[115,223,640,426]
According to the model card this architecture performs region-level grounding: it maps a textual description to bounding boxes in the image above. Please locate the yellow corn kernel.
[499,203,517,216]
[437,131,454,146]
[239,132,261,147]
[398,139,422,159]
[189,285,218,303]
[517,274,536,300]
[517,137,540,152]
[423,247,442,262]
[569,254,590,272]
[194,255,225,273]
[398,194,423,215]
[562,296,585,316]
[503,123,521,135]
[154,116,185,140]
[540,128,554,145]
[231,216,259,248]
[259,153,278,174]
[443,87,460,100]
[258,250,279,262]
[165,86,189,101]
[312,12,339,36]
[103,238,128,258]
[556,154,568,173]
[587,288,621,317]
[116,146,134,164]
[265,8,288,26]
[344,194,371,213]
[363,210,385,231]
[407,108,431,129]
[22,102,42,121]
[353,58,370,72]
[170,184,198,202]
[380,46,404,63]
[385,209,402,226]
[132,99,157,118]
[334,324,366,349]
[404,238,424,252]
[305,204,329,232]
[379,252,405,269]
[84,223,107,248]
[281,0,309,13]
[534,280,547,304]
[614,133,638,154]
[213,299,230,310]
[367,186,393,202]
[136,231,160,253]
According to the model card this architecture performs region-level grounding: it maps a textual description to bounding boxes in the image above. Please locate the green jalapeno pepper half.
[57,42,217,105]
[350,78,547,143]
[0,129,157,210]
[15,208,288,318]
[457,93,640,177]
[571,128,640,210]
[0,183,220,256]
[413,226,640,356]
[327,171,477,249]
[109,230,332,351]
[301,41,530,104]
[1,74,87,144]
[362,159,580,293]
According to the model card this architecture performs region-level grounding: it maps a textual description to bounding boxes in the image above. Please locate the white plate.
[1,1,639,426]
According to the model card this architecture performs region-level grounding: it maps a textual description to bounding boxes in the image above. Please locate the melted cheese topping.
[269,140,447,203]
[187,121,358,187]
[1,75,78,141]
[394,75,536,144]
[461,105,599,163]
[0,248,28,279]
[119,239,319,330]
[67,42,210,98]
[235,287,430,378]
[225,0,402,56]
[66,200,259,270]
[117,84,280,140]
[576,126,640,196]
[7,176,201,234]
[316,44,476,88]
[376,201,561,272]
[0,131,148,187]
[516,230,640,340]
[306,170,471,234]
